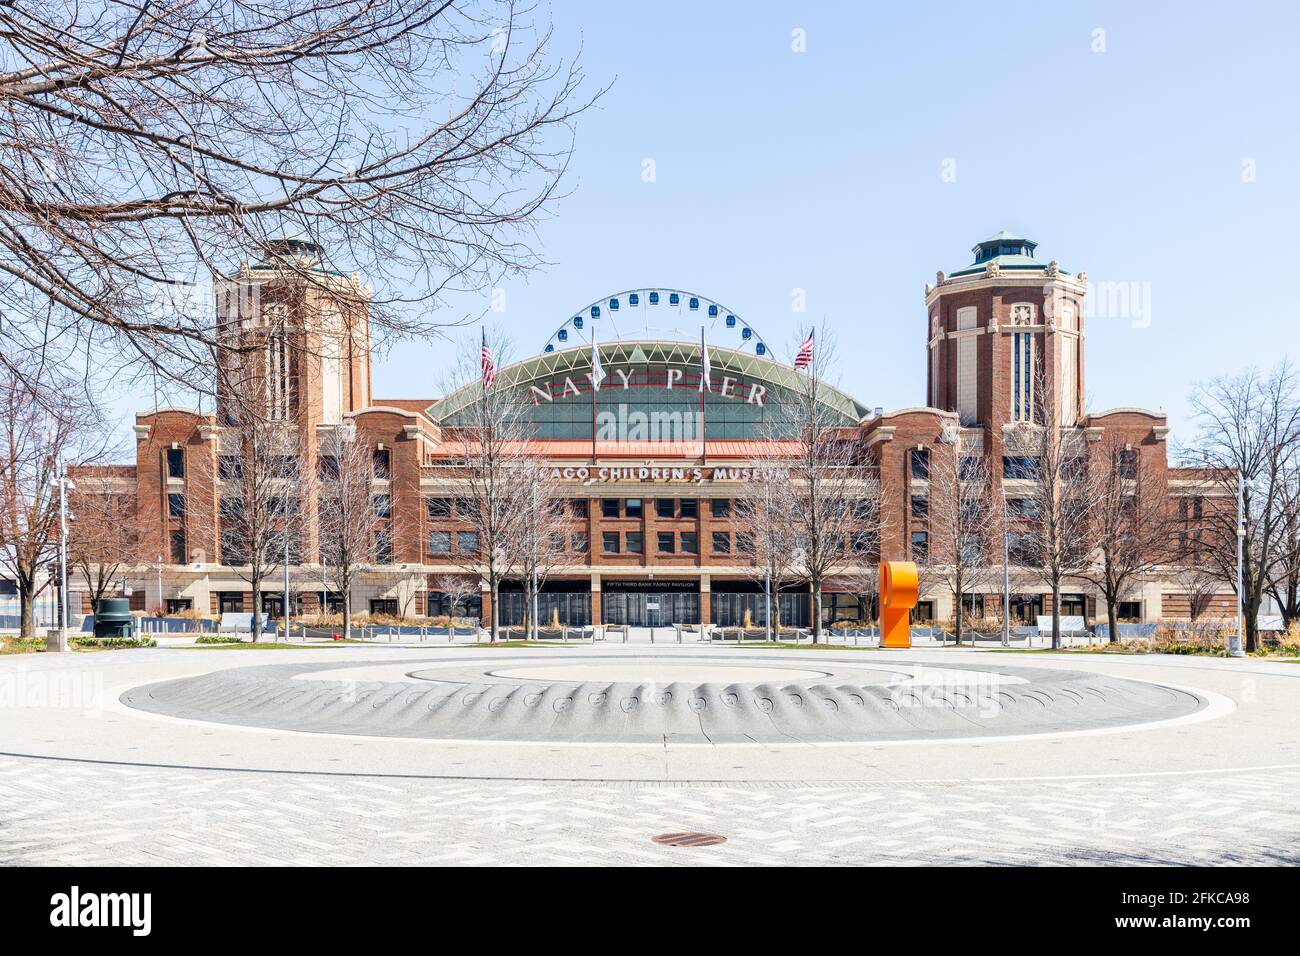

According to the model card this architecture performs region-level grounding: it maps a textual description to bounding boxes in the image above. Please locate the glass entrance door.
[602,591,700,626]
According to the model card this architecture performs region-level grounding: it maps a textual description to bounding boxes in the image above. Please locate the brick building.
[66,232,1231,628]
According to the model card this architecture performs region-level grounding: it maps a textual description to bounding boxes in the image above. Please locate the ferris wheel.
[540,288,773,359]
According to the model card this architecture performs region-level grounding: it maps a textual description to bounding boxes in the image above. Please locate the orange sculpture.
[879,561,919,649]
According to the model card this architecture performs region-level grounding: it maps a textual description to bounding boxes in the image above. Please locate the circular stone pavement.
[119,653,1207,744]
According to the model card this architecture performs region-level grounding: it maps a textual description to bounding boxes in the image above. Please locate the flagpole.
[700,326,707,463]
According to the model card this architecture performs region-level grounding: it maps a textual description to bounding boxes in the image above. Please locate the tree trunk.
[1106,598,1119,645]
[954,594,963,648]
[490,576,500,642]
[1051,582,1061,650]
[19,582,35,639]
[343,592,352,641]
[811,583,822,644]
[251,578,262,643]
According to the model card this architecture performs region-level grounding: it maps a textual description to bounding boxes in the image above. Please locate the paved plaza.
[2,642,1299,866]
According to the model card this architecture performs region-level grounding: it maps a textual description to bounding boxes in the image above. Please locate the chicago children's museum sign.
[548,465,758,483]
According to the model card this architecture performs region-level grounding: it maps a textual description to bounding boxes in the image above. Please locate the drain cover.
[652,832,727,848]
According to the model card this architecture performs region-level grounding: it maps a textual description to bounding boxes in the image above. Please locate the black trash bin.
[93,598,135,639]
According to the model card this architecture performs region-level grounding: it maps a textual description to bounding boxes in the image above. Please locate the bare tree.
[443,331,536,641]
[68,469,135,612]
[734,459,801,635]
[1013,365,1099,648]
[1078,438,1177,643]
[777,326,876,643]
[1182,362,1300,652]
[0,364,108,637]
[0,1,595,402]
[316,421,374,639]
[508,461,570,638]
[435,574,479,623]
[1175,563,1226,623]
[926,433,1000,647]
[193,362,315,641]
[1264,464,1300,627]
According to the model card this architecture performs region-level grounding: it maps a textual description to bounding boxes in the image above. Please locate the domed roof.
[947,230,1065,278]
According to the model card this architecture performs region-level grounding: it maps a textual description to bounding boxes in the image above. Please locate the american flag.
[794,330,815,370]
[480,329,495,390]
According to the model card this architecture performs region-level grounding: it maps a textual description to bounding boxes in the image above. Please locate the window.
[1003,456,1041,479]
[1009,594,1043,624]
[624,498,643,518]
[851,531,876,555]
[910,495,928,519]
[679,498,698,519]
[570,532,589,554]
[218,456,242,480]
[961,594,985,618]
[455,531,479,554]
[1192,496,1203,519]
[271,455,299,477]
[958,456,982,481]
[1059,593,1086,617]
[711,498,731,518]
[169,529,187,563]
[656,498,675,518]
[1118,449,1138,479]
[658,531,675,554]
[428,531,451,555]
[1007,532,1038,565]
[219,529,246,565]
[680,532,698,555]
[625,531,643,554]
[603,531,620,554]
[217,592,243,614]
[548,532,566,554]
[317,455,339,480]
[373,448,391,479]
[374,529,392,564]
[426,497,451,519]
[453,497,475,520]
[736,532,753,555]
[853,498,875,519]
[369,598,399,617]
[1012,331,1036,421]
[373,494,391,518]
[601,498,620,518]
[168,493,185,518]
[569,499,589,518]
[165,598,193,615]
[910,531,929,563]
[1116,601,1142,621]
[712,531,731,554]
[910,448,930,480]
[166,447,185,479]
[1006,497,1041,519]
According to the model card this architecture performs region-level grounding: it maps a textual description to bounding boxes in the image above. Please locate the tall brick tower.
[215,237,373,431]
[924,231,1088,457]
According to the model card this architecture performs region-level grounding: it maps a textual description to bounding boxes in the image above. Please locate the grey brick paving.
[1,755,1296,866]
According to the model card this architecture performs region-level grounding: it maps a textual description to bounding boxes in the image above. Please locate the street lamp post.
[1229,472,1246,657]
[283,535,291,642]
[1001,485,1010,647]
[764,570,772,643]
[53,455,71,652]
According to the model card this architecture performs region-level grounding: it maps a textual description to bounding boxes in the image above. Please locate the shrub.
[195,634,241,645]
[72,637,156,649]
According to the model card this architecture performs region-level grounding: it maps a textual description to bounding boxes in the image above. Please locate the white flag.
[700,326,712,392]
[590,338,606,391]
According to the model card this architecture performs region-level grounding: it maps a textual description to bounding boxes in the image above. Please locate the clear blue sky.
[372,3,1296,438]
